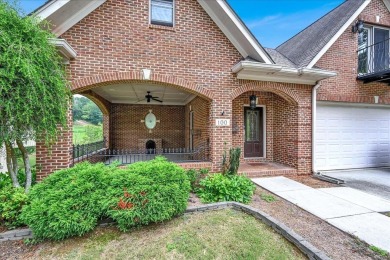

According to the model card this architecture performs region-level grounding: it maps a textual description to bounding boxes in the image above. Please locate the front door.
[244,107,263,158]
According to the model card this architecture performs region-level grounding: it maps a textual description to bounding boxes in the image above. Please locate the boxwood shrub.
[105,157,191,231]
[197,173,255,204]
[20,162,114,240]
[21,157,191,240]
[0,186,28,229]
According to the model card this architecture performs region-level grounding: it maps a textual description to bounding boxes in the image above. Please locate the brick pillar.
[103,114,110,148]
[36,106,73,181]
[297,104,312,175]
[209,96,232,172]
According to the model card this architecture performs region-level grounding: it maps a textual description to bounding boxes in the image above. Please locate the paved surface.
[324,168,390,200]
[253,176,390,252]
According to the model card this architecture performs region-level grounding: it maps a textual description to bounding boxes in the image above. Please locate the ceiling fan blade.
[152,97,163,103]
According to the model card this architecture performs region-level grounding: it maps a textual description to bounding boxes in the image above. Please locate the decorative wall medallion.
[141,110,160,133]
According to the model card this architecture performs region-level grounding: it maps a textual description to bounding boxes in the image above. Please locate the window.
[150,0,174,27]
[358,26,390,75]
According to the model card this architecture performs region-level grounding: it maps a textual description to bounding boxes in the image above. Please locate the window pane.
[151,0,173,25]
[358,28,369,74]
[374,28,390,72]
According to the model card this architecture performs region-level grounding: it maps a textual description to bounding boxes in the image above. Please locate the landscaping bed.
[1,209,306,260]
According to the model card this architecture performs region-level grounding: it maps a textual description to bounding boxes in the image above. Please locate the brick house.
[33,0,390,181]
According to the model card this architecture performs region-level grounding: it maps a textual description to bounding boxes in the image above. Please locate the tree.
[73,96,103,125]
[0,1,71,191]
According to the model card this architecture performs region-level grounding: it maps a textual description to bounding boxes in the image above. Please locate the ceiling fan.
[144,91,163,103]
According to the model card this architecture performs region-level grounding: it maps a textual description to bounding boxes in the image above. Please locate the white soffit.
[92,83,196,106]
[50,38,77,60]
[34,0,107,37]
[232,61,337,85]
[197,0,273,64]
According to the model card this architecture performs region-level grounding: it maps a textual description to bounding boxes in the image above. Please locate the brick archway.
[79,90,110,116]
[71,71,214,101]
[230,82,301,105]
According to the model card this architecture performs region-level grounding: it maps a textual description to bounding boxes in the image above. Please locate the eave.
[232,61,337,85]
[50,38,77,63]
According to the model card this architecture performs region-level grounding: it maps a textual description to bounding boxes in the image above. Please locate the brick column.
[36,106,73,181]
[209,96,233,172]
[297,104,312,175]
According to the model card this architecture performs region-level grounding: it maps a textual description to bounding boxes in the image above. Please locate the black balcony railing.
[358,38,390,83]
[72,139,106,161]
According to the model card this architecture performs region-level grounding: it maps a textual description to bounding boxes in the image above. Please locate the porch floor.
[238,162,297,178]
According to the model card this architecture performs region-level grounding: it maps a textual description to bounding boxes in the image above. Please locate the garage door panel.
[316,104,390,170]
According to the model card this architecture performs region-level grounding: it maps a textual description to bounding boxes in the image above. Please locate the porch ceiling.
[91,83,196,106]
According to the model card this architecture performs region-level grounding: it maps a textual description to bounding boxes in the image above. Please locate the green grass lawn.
[31,209,306,259]
[73,123,103,145]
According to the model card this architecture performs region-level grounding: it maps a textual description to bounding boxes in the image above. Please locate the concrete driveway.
[324,168,390,200]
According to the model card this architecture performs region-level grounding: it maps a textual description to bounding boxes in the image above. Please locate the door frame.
[243,105,266,159]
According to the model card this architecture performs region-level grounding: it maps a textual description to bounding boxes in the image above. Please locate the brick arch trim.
[71,71,214,101]
[79,90,110,116]
[230,82,301,105]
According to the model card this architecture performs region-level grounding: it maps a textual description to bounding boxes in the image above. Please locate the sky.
[17,0,344,48]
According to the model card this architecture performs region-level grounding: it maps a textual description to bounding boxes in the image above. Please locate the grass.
[73,123,103,145]
[33,209,306,259]
[260,193,277,203]
[369,245,389,257]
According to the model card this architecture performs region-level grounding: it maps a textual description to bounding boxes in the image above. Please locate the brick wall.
[110,104,185,149]
[316,0,390,104]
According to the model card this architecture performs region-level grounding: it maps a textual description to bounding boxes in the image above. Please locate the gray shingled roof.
[276,0,365,68]
[264,48,297,67]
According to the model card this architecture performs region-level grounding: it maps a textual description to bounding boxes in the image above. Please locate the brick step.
[240,169,298,178]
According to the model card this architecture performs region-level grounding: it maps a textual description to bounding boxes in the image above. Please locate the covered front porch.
[72,80,211,166]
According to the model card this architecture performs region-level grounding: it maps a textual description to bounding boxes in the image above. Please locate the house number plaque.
[216,119,230,126]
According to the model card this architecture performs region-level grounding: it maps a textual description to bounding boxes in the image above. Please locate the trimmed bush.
[21,162,113,240]
[197,173,255,204]
[0,186,28,228]
[105,157,191,231]
[21,157,191,240]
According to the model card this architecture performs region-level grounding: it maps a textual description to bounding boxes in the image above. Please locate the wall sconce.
[142,69,151,80]
[249,94,257,110]
[352,20,364,33]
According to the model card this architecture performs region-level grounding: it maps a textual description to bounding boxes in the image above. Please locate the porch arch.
[80,90,110,116]
[71,71,215,101]
[230,82,301,105]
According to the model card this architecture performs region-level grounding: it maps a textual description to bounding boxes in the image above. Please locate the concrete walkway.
[252,176,390,252]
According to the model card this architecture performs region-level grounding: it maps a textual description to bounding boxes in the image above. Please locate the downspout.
[312,82,321,175]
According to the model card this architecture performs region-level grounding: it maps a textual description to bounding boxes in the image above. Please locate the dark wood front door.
[244,107,263,158]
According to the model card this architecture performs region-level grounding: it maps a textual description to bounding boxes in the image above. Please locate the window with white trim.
[150,0,174,27]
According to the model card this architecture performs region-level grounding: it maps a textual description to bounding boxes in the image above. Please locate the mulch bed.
[1,176,388,260]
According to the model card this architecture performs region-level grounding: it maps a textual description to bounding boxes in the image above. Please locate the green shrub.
[21,162,113,240]
[105,157,191,231]
[0,168,36,189]
[186,168,208,192]
[222,147,241,176]
[0,186,28,229]
[197,173,255,204]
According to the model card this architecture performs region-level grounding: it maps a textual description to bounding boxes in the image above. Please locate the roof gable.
[276,0,369,68]
[33,0,273,64]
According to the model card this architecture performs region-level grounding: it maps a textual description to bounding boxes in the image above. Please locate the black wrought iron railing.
[95,145,209,165]
[71,140,210,166]
[72,140,106,160]
[358,38,390,77]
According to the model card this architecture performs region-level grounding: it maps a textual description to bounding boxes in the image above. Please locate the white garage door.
[316,104,390,170]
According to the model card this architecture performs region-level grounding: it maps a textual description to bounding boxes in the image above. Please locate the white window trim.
[243,105,266,159]
[149,0,175,27]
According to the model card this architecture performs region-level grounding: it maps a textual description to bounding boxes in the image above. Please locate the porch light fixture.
[352,20,364,33]
[249,94,257,110]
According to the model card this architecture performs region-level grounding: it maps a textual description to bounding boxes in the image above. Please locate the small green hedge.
[0,186,28,229]
[197,173,255,204]
[21,157,191,240]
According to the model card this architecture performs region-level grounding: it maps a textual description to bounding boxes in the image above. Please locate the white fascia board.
[307,0,371,68]
[50,38,77,59]
[197,0,273,64]
[232,61,337,85]
[51,0,106,37]
[33,0,71,20]
[216,0,273,64]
